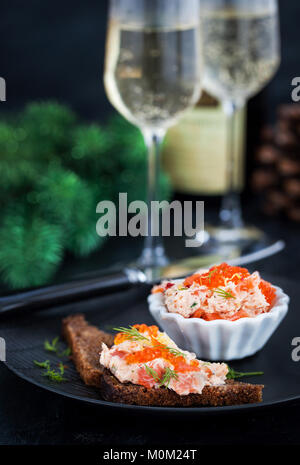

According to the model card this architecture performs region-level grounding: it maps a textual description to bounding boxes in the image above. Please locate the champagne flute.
[104,0,202,268]
[201,0,280,249]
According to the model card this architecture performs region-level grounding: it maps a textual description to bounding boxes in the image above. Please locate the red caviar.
[114,333,128,345]
[114,324,159,345]
[126,347,162,364]
[133,324,159,337]
[182,263,276,321]
[184,263,250,289]
[259,279,276,305]
[114,323,200,373]
[126,343,200,373]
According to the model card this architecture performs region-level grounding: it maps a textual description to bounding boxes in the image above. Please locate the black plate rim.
[5,360,300,414]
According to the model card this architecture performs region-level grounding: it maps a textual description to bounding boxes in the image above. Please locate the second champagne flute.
[201,0,280,251]
[104,0,202,268]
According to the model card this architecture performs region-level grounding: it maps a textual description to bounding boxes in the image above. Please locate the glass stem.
[219,100,244,229]
[138,127,168,268]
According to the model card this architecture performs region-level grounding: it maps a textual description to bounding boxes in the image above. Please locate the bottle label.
[163,106,246,195]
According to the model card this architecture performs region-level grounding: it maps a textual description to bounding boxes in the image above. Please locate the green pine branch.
[0,211,63,288]
[0,103,173,289]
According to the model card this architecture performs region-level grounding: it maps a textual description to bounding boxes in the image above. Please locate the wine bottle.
[162,91,246,195]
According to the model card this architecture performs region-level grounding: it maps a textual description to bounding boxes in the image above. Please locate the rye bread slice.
[100,370,263,407]
[62,314,114,387]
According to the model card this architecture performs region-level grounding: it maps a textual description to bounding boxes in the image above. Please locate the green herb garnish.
[164,347,186,358]
[144,364,178,388]
[44,337,59,353]
[33,360,66,382]
[113,326,150,342]
[44,337,71,358]
[58,362,65,375]
[144,364,161,383]
[60,347,71,357]
[227,367,264,379]
[159,367,178,388]
[214,288,235,299]
[42,368,66,383]
[34,360,50,369]
[35,336,71,383]
[190,302,197,308]
[151,344,187,358]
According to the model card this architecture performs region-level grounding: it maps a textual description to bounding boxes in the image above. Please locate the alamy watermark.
[0,337,6,362]
[0,77,6,102]
[291,77,300,102]
[96,193,204,247]
[291,337,300,361]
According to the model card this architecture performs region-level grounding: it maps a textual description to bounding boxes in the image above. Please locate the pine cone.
[252,103,300,222]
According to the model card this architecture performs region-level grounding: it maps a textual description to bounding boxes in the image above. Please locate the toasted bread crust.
[100,370,263,407]
[62,314,114,387]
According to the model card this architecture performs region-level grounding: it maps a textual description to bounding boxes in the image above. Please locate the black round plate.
[1,275,300,414]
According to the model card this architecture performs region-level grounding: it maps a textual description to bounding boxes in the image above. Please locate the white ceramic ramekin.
[148,285,289,361]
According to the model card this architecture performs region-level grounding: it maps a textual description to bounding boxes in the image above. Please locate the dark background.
[0,0,298,123]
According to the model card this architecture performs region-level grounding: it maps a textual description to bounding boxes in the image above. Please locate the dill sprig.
[58,362,65,375]
[113,326,150,342]
[144,364,178,388]
[227,367,264,379]
[42,368,66,383]
[34,360,50,369]
[33,360,66,382]
[44,336,72,358]
[159,367,178,387]
[114,326,186,357]
[214,288,235,299]
[151,343,187,358]
[60,347,71,357]
[164,346,186,358]
[44,337,59,353]
[144,364,161,383]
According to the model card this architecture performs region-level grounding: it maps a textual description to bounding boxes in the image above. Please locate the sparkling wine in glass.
[104,0,202,268]
[201,0,280,249]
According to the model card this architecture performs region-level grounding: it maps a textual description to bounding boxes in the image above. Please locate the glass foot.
[136,245,169,269]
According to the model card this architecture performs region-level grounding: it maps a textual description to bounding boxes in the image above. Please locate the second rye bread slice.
[62,314,114,387]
